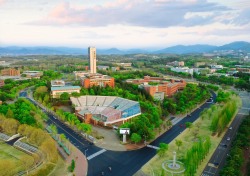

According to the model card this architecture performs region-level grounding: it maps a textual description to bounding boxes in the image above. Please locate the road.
[201,91,250,176]
[20,91,216,176]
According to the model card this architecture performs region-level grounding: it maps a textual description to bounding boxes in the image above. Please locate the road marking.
[202,171,215,176]
[87,149,106,160]
[171,118,182,125]
[147,145,160,150]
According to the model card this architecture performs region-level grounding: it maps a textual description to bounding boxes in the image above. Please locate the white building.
[210,65,223,70]
[170,67,193,75]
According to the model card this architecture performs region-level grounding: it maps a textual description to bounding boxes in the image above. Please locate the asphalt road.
[201,90,250,176]
[20,91,216,176]
[201,114,244,176]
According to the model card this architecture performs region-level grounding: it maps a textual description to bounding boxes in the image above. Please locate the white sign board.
[120,128,130,135]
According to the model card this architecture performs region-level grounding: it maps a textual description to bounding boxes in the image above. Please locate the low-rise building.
[51,80,65,87]
[116,63,132,69]
[236,68,250,73]
[111,67,120,71]
[141,79,186,99]
[22,71,43,79]
[167,61,185,67]
[81,73,115,88]
[126,76,186,99]
[0,79,4,87]
[97,65,109,70]
[51,86,81,98]
[1,68,20,76]
[171,67,193,75]
[194,62,206,67]
[73,71,89,80]
[210,65,223,70]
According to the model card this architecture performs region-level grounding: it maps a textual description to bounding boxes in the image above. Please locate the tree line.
[0,98,47,127]
[210,93,237,135]
[0,114,58,176]
[184,137,211,176]
[220,116,250,176]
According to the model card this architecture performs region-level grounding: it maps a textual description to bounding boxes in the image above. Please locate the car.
[227,137,230,141]
[213,162,219,168]
[206,100,213,103]
[113,126,118,130]
[229,127,232,130]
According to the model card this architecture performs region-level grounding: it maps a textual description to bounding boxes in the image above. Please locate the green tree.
[60,92,70,101]
[69,159,75,172]
[157,143,168,158]
[175,139,183,151]
[130,133,142,144]
[6,109,14,119]
[185,122,193,131]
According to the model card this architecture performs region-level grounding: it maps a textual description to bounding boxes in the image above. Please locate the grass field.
[141,95,241,176]
[0,142,35,176]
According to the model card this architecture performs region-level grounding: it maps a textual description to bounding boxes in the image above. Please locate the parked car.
[227,137,230,141]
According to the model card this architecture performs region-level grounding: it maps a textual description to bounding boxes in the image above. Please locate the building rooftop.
[51,86,81,91]
[51,80,65,87]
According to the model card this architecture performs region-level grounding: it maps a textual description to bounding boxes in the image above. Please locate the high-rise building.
[88,47,96,74]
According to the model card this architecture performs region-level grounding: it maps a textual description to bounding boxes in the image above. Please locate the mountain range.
[0,41,250,55]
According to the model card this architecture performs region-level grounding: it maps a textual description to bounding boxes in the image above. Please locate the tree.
[185,122,193,131]
[20,155,33,175]
[6,109,14,119]
[157,143,168,157]
[166,120,172,129]
[69,159,75,172]
[50,124,58,139]
[130,133,142,144]
[60,92,70,101]
[175,139,183,150]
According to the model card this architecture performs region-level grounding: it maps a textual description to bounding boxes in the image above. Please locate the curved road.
[20,91,216,176]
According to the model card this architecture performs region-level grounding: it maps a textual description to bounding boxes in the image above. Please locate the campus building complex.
[1,68,20,76]
[88,47,96,74]
[70,96,141,126]
[80,73,115,88]
[126,76,186,100]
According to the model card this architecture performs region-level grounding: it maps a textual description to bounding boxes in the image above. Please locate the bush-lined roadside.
[141,93,240,176]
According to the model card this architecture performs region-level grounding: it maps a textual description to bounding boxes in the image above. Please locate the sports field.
[0,142,34,176]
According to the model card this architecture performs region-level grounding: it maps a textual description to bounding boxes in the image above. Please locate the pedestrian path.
[87,149,106,160]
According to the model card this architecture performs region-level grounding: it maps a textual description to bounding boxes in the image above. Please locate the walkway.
[66,142,88,176]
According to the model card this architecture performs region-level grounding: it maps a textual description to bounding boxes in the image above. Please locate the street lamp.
[85,149,88,157]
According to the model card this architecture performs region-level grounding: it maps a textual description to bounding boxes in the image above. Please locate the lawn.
[141,95,241,176]
[0,142,35,176]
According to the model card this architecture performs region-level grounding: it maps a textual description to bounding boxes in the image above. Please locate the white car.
[227,137,230,141]
[229,127,232,130]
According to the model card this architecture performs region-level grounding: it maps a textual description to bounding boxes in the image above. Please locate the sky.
[0,0,250,49]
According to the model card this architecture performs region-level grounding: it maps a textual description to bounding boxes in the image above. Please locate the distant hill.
[217,41,250,52]
[0,41,250,55]
[154,44,217,54]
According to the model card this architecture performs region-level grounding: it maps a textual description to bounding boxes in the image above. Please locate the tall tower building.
[88,47,96,74]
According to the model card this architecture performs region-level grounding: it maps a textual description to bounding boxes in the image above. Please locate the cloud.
[0,0,6,6]
[28,0,230,28]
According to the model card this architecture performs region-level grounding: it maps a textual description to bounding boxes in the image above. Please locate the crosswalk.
[147,145,160,150]
[171,117,183,125]
[87,149,106,160]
